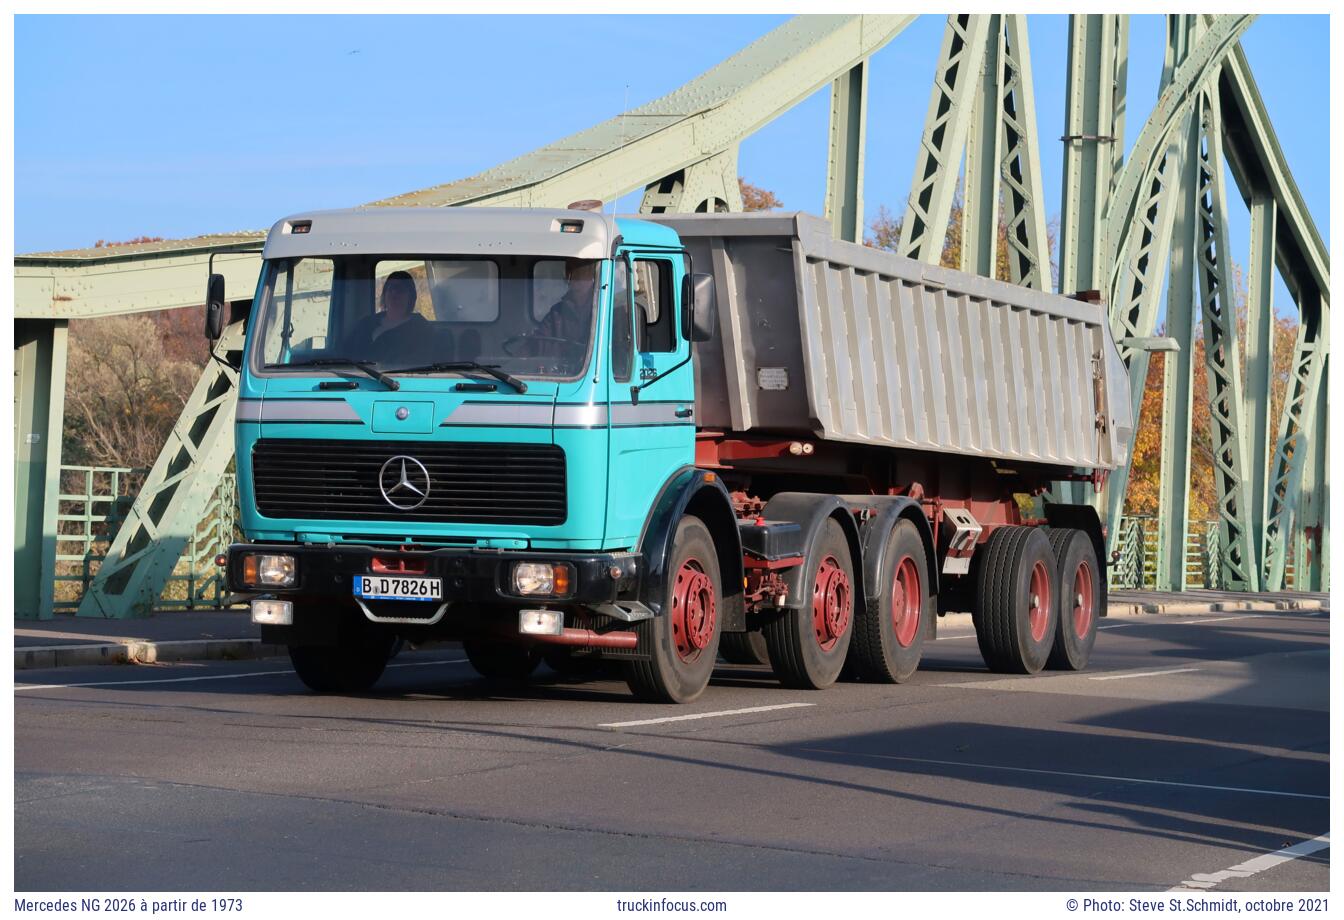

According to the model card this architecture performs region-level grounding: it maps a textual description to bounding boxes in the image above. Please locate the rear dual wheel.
[765,518,854,690]
[1045,528,1100,671]
[851,519,931,683]
[972,526,1058,674]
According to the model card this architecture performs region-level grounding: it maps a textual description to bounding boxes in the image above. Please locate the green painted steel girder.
[640,146,744,214]
[15,235,264,320]
[824,60,868,243]
[1193,82,1259,591]
[1104,15,1253,286]
[1155,107,1201,592]
[373,15,914,211]
[899,15,992,265]
[76,320,244,618]
[1059,14,1128,297]
[963,15,1003,280]
[14,319,69,620]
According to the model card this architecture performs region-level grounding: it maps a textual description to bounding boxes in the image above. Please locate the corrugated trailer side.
[648,212,1132,472]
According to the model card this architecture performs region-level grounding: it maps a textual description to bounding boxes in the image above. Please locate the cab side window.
[612,259,633,383]
[634,259,675,353]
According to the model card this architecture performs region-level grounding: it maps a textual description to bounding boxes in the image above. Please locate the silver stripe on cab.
[236,399,363,423]
[441,402,554,427]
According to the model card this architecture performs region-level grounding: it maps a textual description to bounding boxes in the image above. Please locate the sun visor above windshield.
[263,207,618,261]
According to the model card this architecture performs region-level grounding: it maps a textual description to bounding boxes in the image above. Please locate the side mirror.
[205,273,226,340]
[682,272,716,343]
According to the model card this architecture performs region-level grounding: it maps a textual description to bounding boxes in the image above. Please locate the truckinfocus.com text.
[616,898,728,912]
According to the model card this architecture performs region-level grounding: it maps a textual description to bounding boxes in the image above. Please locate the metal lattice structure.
[13,14,1328,617]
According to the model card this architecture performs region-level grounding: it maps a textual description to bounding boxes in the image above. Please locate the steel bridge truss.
[12,14,1328,617]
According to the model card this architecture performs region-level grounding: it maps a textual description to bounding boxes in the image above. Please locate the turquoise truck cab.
[225,206,736,697]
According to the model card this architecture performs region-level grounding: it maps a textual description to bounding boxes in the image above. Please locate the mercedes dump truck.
[218,207,1132,703]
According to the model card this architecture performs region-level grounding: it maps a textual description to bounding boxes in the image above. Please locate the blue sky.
[14,14,1328,314]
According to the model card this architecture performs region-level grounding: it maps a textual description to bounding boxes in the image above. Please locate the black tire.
[542,646,614,681]
[851,518,931,683]
[623,516,722,703]
[972,526,1058,674]
[1045,528,1101,671]
[463,640,541,682]
[719,630,770,666]
[765,517,855,690]
[288,631,397,693]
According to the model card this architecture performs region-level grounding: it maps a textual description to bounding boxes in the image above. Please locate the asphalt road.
[15,610,1329,891]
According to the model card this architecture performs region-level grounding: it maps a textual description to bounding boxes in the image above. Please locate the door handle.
[675,407,693,418]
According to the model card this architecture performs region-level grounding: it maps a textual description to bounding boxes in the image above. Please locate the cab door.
[604,251,696,547]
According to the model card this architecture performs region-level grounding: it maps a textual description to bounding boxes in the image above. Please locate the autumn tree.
[62,314,202,470]
[738,178,781,211]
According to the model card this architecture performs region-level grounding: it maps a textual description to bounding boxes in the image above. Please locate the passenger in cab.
[347,270,439,363]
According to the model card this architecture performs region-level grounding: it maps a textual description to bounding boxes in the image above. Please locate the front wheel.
[623,516,722,703]
[289,632,397,694]
[464,640,541,682]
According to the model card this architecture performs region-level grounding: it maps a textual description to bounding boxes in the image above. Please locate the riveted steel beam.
[997,15,1051,290]
[1243,190,1277,575]
[15,236,264,320]
[640,146,744,214]
[14,320,69,619]
[1155,110,1201,592]
[1193,82,1259,590]
[373,15,913,211]
[1105,15,1254,285]
[1294,358,1327,590]
[963,15,1002,279]
[825,60,869,242]
[1059,15,1128,298]
[899,14,992,264]
[1103,15,1196,549]
[76,319,245,618]
[1263,303,1327,591]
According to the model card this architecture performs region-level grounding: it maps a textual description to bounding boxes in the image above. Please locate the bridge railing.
[1107,515,1296,591]
[54,465,238,612]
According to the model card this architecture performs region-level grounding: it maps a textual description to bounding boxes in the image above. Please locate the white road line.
[13,657,468,692]
[798,748,1328,800]
[599,702,815,729]
[1183,614,1264,624]
[1090,667,1202,681]
[1171,833,1330,891]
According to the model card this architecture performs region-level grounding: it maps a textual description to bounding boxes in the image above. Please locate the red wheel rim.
[812,555,852,652]
[671,557,715,663]
[1028,560,1051,643]
[892,555,922,648]
[1072,560,1095,639]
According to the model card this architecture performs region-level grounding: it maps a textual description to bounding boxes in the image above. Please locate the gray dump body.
[646,212,1133,472]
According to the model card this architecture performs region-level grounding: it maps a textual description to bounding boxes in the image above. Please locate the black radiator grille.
[251,439,566,526]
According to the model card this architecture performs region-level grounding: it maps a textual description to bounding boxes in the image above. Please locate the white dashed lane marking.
[1171,833,1330,890]
[600,702,815,729]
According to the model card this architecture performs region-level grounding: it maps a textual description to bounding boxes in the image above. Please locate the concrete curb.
[15,639,284,671]
[15,598,1326,670]
[1106,598,1326,617]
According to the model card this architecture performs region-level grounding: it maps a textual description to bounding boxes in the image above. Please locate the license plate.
[354,574,442,602]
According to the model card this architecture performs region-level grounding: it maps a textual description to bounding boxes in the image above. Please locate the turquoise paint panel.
[371,400,434,433]
[603,246,696,547]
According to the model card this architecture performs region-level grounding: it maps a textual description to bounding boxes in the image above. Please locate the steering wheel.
[502,334,583,359]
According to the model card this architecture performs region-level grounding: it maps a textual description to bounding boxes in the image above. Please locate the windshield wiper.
[386,362,528,394]
[268,357,400,391]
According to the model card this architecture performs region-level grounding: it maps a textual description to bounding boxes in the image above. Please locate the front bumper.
[226,542,642,608]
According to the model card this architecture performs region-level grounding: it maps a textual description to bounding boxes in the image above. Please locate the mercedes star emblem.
[378,455,431,510]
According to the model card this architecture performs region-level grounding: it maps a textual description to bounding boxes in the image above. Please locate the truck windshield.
[253,255,600,381]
